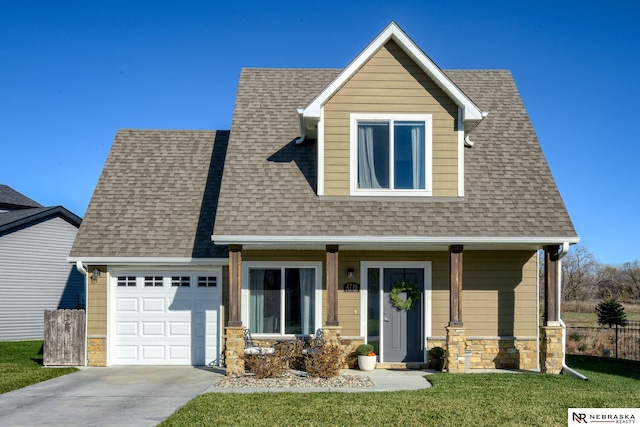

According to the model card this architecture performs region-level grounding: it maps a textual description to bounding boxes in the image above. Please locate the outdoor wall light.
[346,268,355,279]
[92,268,101,281]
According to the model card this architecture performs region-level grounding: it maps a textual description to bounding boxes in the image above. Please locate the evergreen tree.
[596,298,628,358]
[596,298,628,328]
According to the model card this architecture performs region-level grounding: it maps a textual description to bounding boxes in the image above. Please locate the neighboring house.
[0,185,84,341]
[69,23,578,374]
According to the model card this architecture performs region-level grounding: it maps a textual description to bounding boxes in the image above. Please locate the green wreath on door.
[389,280,421,311]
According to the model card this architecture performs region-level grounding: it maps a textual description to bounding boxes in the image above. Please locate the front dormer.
[297,23,486,198]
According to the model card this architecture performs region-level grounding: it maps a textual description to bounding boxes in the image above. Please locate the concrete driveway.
[0,366,223,427]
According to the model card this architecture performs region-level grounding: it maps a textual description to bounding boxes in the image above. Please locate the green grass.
[160,356,640,427]
[0,340,77,394]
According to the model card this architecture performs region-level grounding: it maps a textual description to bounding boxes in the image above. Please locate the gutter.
[464,111,489,147]
[75,261,89,367]
[556,243,588,380]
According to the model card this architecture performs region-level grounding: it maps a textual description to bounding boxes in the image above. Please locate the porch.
[221,244,565,376]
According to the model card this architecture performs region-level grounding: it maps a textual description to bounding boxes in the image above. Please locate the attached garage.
[109,270,221,366]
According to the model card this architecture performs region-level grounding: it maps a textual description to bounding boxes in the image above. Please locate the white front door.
[110,272,220,365]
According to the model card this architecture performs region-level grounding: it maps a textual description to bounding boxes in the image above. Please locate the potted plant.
[428,346,446,371]
[356,343,377,371]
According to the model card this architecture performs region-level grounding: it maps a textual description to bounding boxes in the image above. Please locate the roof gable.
[301,22,485,132]
[0,206,81,236]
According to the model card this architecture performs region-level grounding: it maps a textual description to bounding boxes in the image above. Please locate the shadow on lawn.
[31,342,45,365]
[567,354,640,381]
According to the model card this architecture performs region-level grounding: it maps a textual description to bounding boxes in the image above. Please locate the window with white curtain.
[247,266,318,335]
[350,114,432,196]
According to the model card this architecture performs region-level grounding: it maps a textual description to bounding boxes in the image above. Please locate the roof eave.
[212,234,580,247]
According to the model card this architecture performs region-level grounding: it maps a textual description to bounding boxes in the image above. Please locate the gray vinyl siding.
[0,216,84,341]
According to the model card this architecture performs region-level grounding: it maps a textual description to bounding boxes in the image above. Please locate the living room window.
[350,114,432,196]
[243,263,321,336]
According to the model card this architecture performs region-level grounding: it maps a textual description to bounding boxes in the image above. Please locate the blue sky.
[1,1,638,265]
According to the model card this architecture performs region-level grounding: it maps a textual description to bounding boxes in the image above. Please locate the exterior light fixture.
[92,268,101,281]
[346,268,355,279]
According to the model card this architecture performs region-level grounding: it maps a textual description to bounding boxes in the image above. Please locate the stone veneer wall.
[87,337,106,367]
[428,337,538,371]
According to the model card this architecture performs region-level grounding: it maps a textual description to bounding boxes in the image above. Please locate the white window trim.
[241,261,323,337]
[349,113,433,196]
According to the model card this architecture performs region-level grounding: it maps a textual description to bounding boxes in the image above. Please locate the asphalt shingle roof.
[70,130,229,258]
[0,185,43,209]
[212,68,577,239]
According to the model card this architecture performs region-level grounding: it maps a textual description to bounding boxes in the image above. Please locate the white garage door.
[110,272,221,366]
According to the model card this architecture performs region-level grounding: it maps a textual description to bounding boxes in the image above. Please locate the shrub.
[304,345,345,379]
[243,353,289,379]
[274,339,306,370]
[356,344,375,356]
[568,332,583,342]
[428,346,446,359]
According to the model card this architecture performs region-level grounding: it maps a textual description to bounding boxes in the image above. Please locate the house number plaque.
[343,282,360,292]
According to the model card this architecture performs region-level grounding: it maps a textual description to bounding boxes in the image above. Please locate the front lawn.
[0,340,77,394]
[160,355,640,427]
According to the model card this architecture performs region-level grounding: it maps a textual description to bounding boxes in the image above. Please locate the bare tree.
[561,245,597,300]
[621,261,640,301]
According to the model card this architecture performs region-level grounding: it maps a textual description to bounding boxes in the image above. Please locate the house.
[0,185,84,341]
[69,23,578,374]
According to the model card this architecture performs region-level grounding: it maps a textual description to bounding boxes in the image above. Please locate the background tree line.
[556,245,640,302]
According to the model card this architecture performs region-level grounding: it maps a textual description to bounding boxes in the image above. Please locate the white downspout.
[76,261,89,367]
[556,243,588,380]
[295,109,306,144]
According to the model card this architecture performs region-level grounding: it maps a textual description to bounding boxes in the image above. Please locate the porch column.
[446,245,466,372]
[225,244,244,376]
[541,245,563,374]
[543,245,560,325]
[228,244,243,327]
[449,245,464,327]
[326,245,339,326]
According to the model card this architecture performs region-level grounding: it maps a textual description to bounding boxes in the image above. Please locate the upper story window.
[350,114,432,196]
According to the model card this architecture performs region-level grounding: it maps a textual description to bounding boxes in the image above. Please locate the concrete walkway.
[0,366,222,427]
[0,367,433,426]
[206,368,433,393]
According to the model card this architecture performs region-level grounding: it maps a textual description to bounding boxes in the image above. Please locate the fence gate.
[44,309,86,366]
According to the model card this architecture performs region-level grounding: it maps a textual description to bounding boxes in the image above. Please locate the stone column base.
[224,326,245,376]
[445,326,466,373]
[87,337,106,367]
[540,326,564,374]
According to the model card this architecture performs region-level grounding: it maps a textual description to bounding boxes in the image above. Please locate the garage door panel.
[141,298,165,312]
[169,346,191,361]
[141,322,165,336]
[115,322,138,336]
[115,346,138,361]
[168,298,192,311]
[115,298,138,312]
[168,322,190,336]
[196,298,215,311]
[141,346,165,360]
[111,272,220,366]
